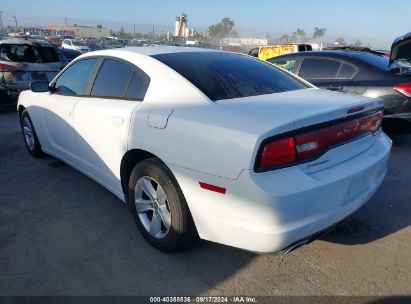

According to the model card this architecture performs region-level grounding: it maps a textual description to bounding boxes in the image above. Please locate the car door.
[296,57,358,92]
[73,58,150,196]
[39,57,99,163]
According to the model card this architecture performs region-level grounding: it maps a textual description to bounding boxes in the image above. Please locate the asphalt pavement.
[0,108,410,297]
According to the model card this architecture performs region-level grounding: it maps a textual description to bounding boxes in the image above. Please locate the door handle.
[326,85,344,91]
[65,111,72,117]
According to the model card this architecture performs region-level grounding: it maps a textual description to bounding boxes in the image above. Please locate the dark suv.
[0,39,67,106]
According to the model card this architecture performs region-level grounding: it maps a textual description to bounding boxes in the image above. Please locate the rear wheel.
[20,110,44,157]
[128,158,197,252]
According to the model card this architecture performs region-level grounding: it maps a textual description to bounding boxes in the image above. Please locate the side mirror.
[30,80,50,93]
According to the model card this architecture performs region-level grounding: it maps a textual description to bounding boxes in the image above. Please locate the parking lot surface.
[0,108,410,296]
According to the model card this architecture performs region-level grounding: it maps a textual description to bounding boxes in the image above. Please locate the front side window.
[91,59,133,98]
[153,52,307,101]
[54,58,98,96]
[299,58,342,79]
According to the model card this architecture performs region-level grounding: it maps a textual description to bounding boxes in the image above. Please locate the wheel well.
[18,105,25,117]
[120,149,158,198]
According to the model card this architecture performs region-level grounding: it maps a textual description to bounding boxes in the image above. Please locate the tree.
[207,17,236,41]
[335,37,346,46]
[96,24,103,29]
[291,28,306,43]
[312,27,326,40]
[279,34,290,43]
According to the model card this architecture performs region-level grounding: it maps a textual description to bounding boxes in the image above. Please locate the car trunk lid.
[217,88,384,172]
[217,88,383,130]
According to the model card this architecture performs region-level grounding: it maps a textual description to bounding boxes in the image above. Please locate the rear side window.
[55,58,98,96]
[269,57,297,72]
[0,44,60,63]
[299,58,341,79]
[338,63,357,78]
[125,70,150,100]
[91,59,133,98]
[153,52,307,101]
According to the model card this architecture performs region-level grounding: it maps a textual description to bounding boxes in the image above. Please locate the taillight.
[256,110,384,171]
[260,137,296,169]
[393,83,411,98]
[0,63,18,72]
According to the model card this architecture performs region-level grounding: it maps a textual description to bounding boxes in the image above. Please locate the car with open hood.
[269,47,411,134]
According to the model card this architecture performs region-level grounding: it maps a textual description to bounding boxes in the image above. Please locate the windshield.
[72,41,85,46]
[153,52,308,101]
[0,44,60,63]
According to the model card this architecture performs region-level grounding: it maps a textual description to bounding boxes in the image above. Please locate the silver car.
[0,39,66,106]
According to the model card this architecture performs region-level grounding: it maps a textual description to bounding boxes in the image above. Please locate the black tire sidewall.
[128,158,195,252]
[20,110,43,157]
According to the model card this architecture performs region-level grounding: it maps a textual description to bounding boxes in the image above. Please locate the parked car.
[17,47,391,253]
[100,38,123,49]
[268,50,411,134]
[389,32,411,76]
[59,47,81,63]
[249,44,313,61]
[45,36,63,47]
[0,39,66,106]
[62,39,90,53]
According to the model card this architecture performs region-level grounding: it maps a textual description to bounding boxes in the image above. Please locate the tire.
[128,158,197,252]
[20,110,44,157]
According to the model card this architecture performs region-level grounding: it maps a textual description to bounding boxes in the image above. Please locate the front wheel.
[20,110,44,157]
[128,158,197,252]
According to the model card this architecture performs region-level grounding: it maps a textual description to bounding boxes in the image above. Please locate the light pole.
[12,15,18,33]
[0,11,3,33]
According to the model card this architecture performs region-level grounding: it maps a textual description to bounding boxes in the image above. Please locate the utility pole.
[12,16,18,33]
[152,24,155,40]
[64,16,68,26]
[0,11,3,33]
[133,24,135,38]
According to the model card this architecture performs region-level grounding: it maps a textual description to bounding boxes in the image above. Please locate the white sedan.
[17,47,392,253]
[61,39,90,53]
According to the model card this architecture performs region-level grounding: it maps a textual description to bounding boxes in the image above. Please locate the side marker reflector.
[199,182,226,194]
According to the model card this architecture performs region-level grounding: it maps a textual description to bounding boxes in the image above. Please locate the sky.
[1,0,409,49]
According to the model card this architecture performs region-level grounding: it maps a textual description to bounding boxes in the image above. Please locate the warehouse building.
[47,25,111,38]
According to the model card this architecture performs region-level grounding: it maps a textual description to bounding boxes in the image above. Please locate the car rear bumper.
[170,132,392,253]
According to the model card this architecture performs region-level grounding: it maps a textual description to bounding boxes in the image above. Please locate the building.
[174,14,196,39]
[220,37,268,47]
[47,25,111,38]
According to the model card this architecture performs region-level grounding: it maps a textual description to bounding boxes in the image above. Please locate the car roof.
[82,46,219,57]
[275,50,384,59]
[0,38,53,46]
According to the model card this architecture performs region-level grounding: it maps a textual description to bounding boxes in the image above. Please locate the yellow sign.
[258,45,298,61]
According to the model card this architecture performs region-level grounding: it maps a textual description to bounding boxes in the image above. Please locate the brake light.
[260,137,296,169]
[393,83,411,98]
[257,111,383,171]
[0,63,18,72]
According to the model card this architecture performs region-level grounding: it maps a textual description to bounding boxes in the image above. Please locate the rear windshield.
[0,44,60,63]
[152,52,307,101]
